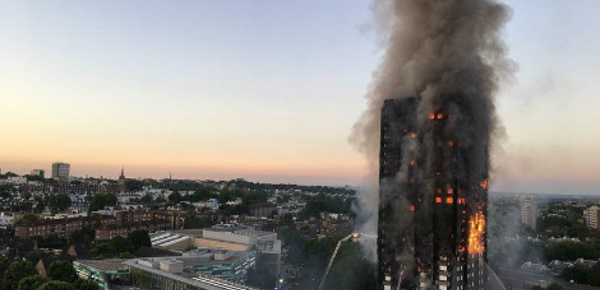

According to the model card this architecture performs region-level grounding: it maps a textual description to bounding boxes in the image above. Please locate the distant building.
[51,162,70,179]
[95,209,182,240]
[30,169,45,177]
[73,259,130,290]
[521,195,537,230]
[202,224,281,278]
[0,212,15,229]
[249,202,276,217]
[117,166,126,193]
[7,176,27,184]
[134,248,257,282]
[583,205,600,229]
[15,216,115,239]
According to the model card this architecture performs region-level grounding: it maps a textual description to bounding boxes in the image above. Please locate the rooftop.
[123,259,259,290]
[75,259,129,271]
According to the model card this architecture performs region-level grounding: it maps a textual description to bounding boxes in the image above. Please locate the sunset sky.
[0,1,598,195]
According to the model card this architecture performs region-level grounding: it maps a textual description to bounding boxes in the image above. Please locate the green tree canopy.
[87,193,117,212]
[124,179,144,192]
[183,216,215,229]
[3,261,37,290]
[15,214,39,225]
[128,230,151,250]
[16,275,47,290]
[47,194,72,214]
[37,281,76,290]
[48,260,78,283]
[73,279,101,290]
[109,236,134,253]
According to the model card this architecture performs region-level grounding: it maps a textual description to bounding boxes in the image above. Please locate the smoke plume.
[350,0,513,264]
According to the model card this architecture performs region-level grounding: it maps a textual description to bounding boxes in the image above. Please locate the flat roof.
[123,259,259,290]
[75,259,128,271]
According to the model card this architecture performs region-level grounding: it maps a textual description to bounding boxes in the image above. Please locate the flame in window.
[468,212,485,254]
[480,179,489,190]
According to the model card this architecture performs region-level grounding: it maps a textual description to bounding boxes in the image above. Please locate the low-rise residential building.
[96,220,173,240]
[15,216,112,239]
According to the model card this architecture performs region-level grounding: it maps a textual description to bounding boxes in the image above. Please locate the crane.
[317,232,360,290]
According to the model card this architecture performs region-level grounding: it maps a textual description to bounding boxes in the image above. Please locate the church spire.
[119,166,125,180]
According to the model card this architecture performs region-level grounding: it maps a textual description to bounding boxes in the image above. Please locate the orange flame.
[468,212,485,254]
[480,179,489,190]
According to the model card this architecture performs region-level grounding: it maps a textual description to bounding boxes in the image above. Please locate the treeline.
[0,258,99,290]
[562,264,600,286]
[297,193,352,219]
[232,179,356,195]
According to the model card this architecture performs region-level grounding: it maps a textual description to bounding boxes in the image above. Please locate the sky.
[0,1,598,195]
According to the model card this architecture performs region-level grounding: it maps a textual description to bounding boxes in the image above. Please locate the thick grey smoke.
[350,0,513,264]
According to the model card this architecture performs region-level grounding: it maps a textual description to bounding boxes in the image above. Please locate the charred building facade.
[378,97,488,290]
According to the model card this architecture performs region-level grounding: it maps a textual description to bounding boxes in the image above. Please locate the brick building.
[15,216,114,239]
[15,210,181,240]
[96,220,173,240]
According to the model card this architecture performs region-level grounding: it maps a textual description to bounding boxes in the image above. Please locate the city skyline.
[1,0,599,195]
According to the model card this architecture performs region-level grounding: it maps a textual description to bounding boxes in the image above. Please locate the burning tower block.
[378,97,488,290]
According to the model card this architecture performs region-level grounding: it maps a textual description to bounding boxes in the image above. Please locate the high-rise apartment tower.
[51,162,70,179]
[378,97,488,290]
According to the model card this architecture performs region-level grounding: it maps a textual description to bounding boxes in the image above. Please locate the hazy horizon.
[1,0,598,196]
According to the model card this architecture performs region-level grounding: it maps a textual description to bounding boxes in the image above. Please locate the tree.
[0,185,13,199]
[87,193,117,213]
[169,192,183,203]
[24,174,44,182]
[24,250,48,264]
[16,275,47,290]
[0,257,12,283]
[128,230,151,250]
[119,252,135,259]
[69,227,95,244]
[73,279,100,290]
[14,214,39,225]
[48,194,72,213]
[3,261,37,290]
[2,172,18,178]
[90,243,114,257]
[48,260,78,283]
[37,281,76,290]
[183,216,215,229]
[124,179,144,192]
[546,283,566,290]
[109,236,134,253]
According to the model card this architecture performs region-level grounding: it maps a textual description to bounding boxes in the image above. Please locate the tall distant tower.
[378,97,488,290]
[51,162,70,180]
[118,166,126,193]
[119,166,126,181]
